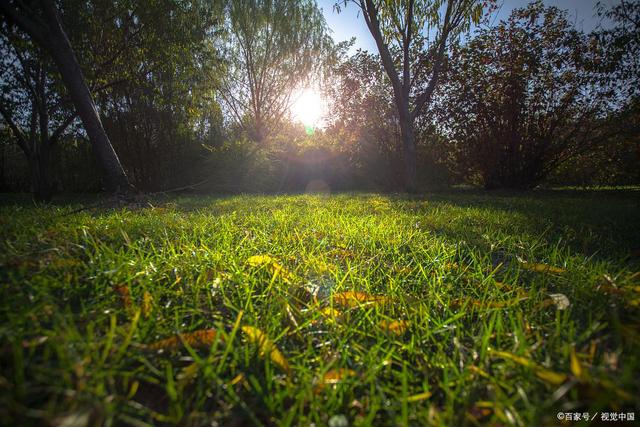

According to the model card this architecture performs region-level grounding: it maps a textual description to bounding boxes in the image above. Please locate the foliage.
[437,2,616,189]
[219,0,333,144]
[337,0,492,190]
[1,192,639,424]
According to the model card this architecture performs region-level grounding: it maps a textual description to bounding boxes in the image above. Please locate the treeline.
[0,0,638,199]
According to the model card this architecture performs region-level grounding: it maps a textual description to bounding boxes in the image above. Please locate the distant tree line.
[0,0,638,200]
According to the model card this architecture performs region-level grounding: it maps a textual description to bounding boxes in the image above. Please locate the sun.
[290,88,325,130]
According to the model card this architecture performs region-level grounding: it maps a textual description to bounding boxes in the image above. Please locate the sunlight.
[290,88,325,133]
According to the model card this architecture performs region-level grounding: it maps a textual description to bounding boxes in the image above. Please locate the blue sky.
[317,0,617,52]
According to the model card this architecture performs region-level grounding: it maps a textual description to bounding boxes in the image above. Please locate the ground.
[0,191,639,426]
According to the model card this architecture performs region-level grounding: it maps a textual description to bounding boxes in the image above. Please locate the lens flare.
[291,88,325,131]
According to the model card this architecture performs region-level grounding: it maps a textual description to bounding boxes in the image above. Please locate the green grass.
[1,192,639,426]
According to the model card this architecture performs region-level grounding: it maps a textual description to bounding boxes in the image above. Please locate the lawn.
[1,191,639,426]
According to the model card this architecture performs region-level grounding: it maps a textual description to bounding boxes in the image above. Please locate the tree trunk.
[398,105,417,192]
[39,3,131,194]
[30,145,53,202]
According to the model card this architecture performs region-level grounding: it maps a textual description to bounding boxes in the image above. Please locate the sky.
[317,0,618,53]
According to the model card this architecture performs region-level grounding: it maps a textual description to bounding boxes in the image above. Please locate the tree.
[64,0,225,190]
[0,0,131,194]
[219,0,332,145]
[324,50,403,188]
[0,26,77,201]
[337,0,488,191]
[596,0,640,101]
[437,2,616,189]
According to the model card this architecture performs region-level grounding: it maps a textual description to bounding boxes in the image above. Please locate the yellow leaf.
[246,255,295,283]
[520,262,565,274]
[489,349,567,385]
[315,368,357,391]
[379,319,409,335]
[147,329,221,352]
[247,254,276,267]
[229,373,245,386]
[407,391,432,402]
[570,346,585,381]
[242,326,291,375]
[320,307,341,317]
[142,291,153,318]
[332,291,389,308]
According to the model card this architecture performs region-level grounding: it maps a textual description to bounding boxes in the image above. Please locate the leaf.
[406,391,432,402]
[241,326,291,375]
[570,346,585,381]
[246,255,295,283]
[318,368,357,388]
[546,293,570,310]
[229,373,245,386]
[489,349,567,385]
[519,261,566,274]
[113,284,133,309]
[451,297,526,309]
[147,329,221,352]
[142,291,153,318]
[246,255,277,267]
[379,319,409,335]
[332,291,389,308]
[318,307,342,324]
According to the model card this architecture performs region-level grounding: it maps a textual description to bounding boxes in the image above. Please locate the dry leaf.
[379,319,409,335]
[142,291,153,318]
[316,368,357,391]
[113,284,133,309]
[332,291,389,308]
[147,329,221,351]
[570,346,585,381]
[229,373,245,386]
[520,261,566,274]
[451,297,525,309]
[406,391,432,402]
[547,293,570,310]
[246,255,295,283]
[246,254,277,267]
[489,349,567,385]
[242,326,291,375]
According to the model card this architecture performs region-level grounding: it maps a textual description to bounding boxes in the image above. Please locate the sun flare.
[290,88,325,129]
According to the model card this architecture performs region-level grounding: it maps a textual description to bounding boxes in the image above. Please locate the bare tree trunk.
[40,2,130,193]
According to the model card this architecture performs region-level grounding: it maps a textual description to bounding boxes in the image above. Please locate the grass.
[1,191,639,426]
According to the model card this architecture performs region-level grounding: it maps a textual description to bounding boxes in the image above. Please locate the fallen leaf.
[546,293,570,310]
[246,255,295,283]
[570,346,585,381]
[246,255,277,267]
[519,261,566,274]
[451,297,526,309]
[146,329,221,352]
[489,349,567,385]
[316,368,357,390]
[318,307,342,324]
[379,319,409,335]
[407,391,432,402]
[113,284,133,309]
[242,326,291,375]
[332,291,389,308]
[229,373,245,386]
[142,291,153,318]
